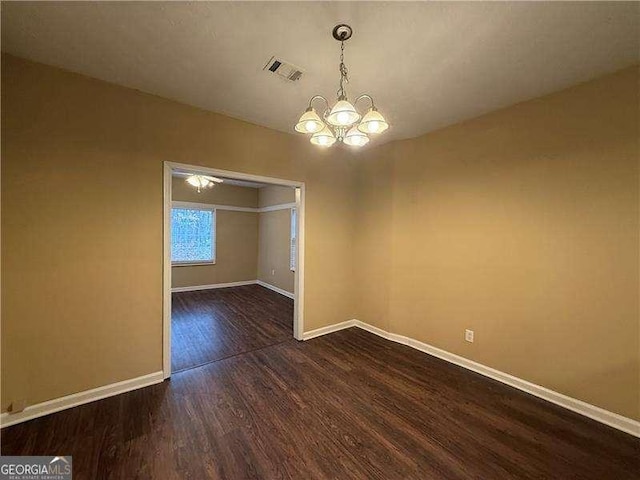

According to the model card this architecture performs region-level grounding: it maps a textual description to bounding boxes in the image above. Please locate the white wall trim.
[293,186,305,340]
[302,320,356,340]
[163,163,172,379]
[256,280,294,299]
[303,319,640,438]
[171,200,297,214]
[172,200,257,213]
[1,371,164,428]
[258,202,297,213]
[171,280,258,293]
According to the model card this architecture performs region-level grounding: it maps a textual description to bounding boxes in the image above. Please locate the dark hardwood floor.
[171,284,293,372]
[2,328,638,479]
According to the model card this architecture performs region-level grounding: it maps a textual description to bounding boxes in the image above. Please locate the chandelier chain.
[337,40,349,99]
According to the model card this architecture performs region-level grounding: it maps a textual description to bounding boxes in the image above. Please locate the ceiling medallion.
[294,24,388,147]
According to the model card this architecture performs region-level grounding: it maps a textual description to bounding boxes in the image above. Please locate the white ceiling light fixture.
[186,175,223,193]
[295,24,389,147]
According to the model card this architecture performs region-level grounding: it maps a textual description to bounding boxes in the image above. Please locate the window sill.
[172,261,216,267]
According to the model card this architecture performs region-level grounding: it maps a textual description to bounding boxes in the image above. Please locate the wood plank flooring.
[171,284,293,372]
[2,328,638,479]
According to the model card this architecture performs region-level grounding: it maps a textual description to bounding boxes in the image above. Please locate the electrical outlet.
[271,269,275,276]
[465,329,474,343]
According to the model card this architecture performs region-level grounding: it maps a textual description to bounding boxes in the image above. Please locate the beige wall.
[171,178,258,288]
[258,184,295,208]
[1,54,357,411]
[257,185,296,293]
[354,145,395,332]
[354,66,640,420]
[258,209,295,293]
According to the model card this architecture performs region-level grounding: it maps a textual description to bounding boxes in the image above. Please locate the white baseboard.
[302,320,356,340]
[303,319,640,438]
[172,280,294,299]
[1,371,164,428]
[256,280,294,299]
[172,280,257,293]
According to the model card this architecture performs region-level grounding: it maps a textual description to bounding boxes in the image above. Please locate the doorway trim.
[163,161,306,379]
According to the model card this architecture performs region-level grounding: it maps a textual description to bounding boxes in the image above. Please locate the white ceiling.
[2,2,638,145]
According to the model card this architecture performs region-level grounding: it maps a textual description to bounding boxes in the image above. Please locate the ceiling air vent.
[264,56,303,82]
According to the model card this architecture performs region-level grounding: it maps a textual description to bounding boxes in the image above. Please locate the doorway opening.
[163,162,305,377]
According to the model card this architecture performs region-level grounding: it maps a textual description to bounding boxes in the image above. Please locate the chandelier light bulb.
[295,108,324,133]
[357,107,389,134]
[310,126,337,147]
[305,121,320,132]
[343,126,369,147]
[327,100,360,127]
[358,107,389,134]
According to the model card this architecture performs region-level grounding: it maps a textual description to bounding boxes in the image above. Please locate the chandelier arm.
[354,94,375,113]
[308,95,330,115]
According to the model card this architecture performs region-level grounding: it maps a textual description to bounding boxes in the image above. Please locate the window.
[171,207,216,265]
[290,207,297,271]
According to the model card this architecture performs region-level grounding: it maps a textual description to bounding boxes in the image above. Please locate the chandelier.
[294,24,388,147]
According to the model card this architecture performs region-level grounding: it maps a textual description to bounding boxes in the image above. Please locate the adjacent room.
[1,2,639,479]
[170,169,298,372]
